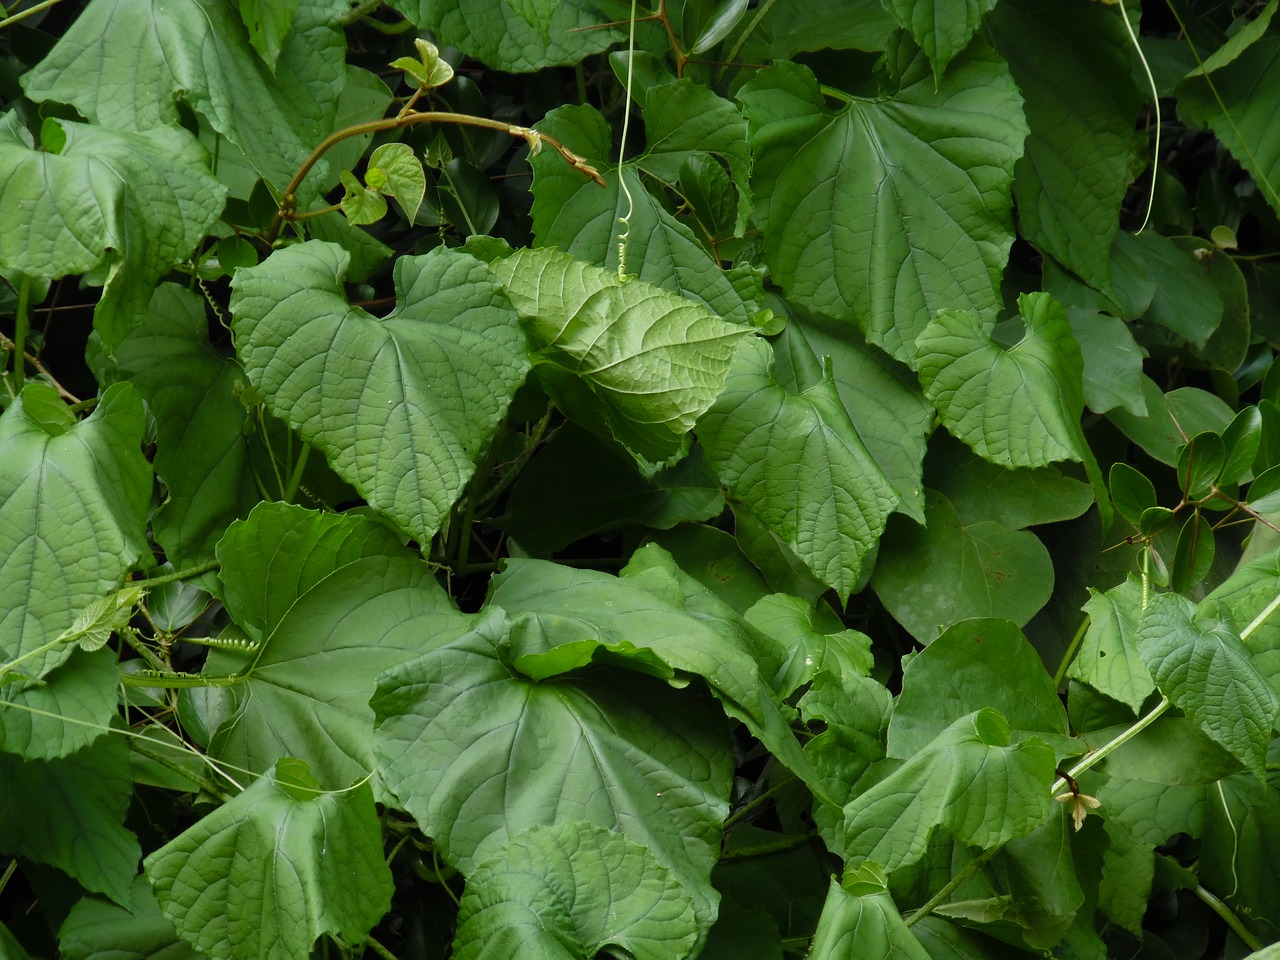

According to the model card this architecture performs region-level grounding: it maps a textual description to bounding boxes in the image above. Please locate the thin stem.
[362,935,401,960]
[1194,884,1263,951]
[904,847,999,927]
[0,0,63,30]
[130,560,221,590]
[1242,591,1280,642]
[1052,615,1090,691]
[0,858,16,898]
[8,273,30,395]
[266,112,603,242]
[282,442,312,503]
[615,0,639,278]
[1052,696,1172,795]
[1117,0,1159,233]
[717,0,780,84]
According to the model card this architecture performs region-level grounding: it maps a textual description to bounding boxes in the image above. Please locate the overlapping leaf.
[1137,593,1278,780]
[0,119,226,350]
[452,822,700,960]
[384,0,624,72]
[371,608,732,926]
[530,98,759,326]
[883,0,1000,82]
[738,40,1027,363]
[21,0,351,196]
[836,709,1056,872]
[698,338,898,602]
[1069,578,1155,713]
[915,293,1088,469]
[230,241,529,545]
[491,247,754,469]
[59,875,199,960]
[807,869,929,960]
[145,759,392,960]
[0,384,150,681]
[0,736,140,906]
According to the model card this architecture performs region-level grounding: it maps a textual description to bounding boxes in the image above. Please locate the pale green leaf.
[807,870,930,960]
[368,142,426,222]
[0,119,226,350]
[1069,577,1155,714]
[738,42,1027,363]
[59,874,200,960]
[0,384,150,680]
[339,169,387,224]
[21,0,351,197]
[915,292,1087,469]
[491,247,753,469]
[451,822,700,960]
[838,710,1056,872]
[882,0,1000,82]
[383,0,625,72]
[113,284,262,572]
[371,608,732,926]
[744,594,873,698]
[698,338,898,602]
[0,736,140,905]
[1099,818,1154,935]
[888,619,1069,759]
[230,241,529,545]
[988,0,1143,290]
[145,760,392,960]
[1138,593,1278,780]
[209,553,473,786]
[238,0,299,70]
[1,648,118,760]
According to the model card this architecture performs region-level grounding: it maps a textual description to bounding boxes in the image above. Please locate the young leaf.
[491,247,754,470]
[451,822,700,960]
[738,41,1027,363]
[145,760,393,960]
[367,142,426,222]
[0,384,150,681]
[1137,593,1278,780]
[914,292,1087,470]
[238,0,298,71]
[882,0,1000,82]
[230,241,530,546]
[339,169,387,224]
[697,338,899,602]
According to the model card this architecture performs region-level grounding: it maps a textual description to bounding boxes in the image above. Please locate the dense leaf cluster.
[3,0,1280,957]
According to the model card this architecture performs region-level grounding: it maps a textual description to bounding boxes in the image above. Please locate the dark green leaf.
[1107,379,1234,465]
[58,875,199,960]
[698,338,898,601]
[1109,463,1157,527]
[883,0,999,82]
[145,760,393,960]
[1176,431,1225,499]
[1221,405,1263,486]
[738,42,1026,363]
[1067,308,1148,417]
[1170,513,1214,593]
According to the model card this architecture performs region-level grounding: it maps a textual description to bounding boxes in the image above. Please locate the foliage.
[4,0,1280,957]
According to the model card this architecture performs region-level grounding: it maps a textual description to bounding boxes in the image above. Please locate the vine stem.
[0,0,64,30]
[130,560,221,589]
[1117,0,1160,234]
[266,112,604,243]
[1194,884,1263,951]
[1052,696,1171,795]
[903,846,999,927]
[614,0,639,279]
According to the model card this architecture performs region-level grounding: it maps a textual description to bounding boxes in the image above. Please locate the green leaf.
[209,553,472,785]
[1178,33,1280,219]
[807,869,930,960]
[230,241,530,545]
[390,37,455,90]
[59,875,199,960]
[882,0,999,82]
[698,338,899,601]
[238,0,299,70]
[1176,431,1226,499]
[372,608,732,925]
[1198,772,1280,944]
[1170,513,1215,593]
[368,142,426,222]
[1137,593,1278,780]
[491,247,753,470]
[914,292,1087,469]
[451,822,700,960]
[0,119,226,351]
[799,672,893,808]
[744,594,873,698]
[738,42,1027,363]
[21,0,352,198]
[996,812,1085,949]
[496,423,724,552]
[1,648,119,760]
[988,0,1143,291]
[1107,379,1234,466]
[215,501,416,641]
[1067,308,1148,417]
[1116,231,1223,348]
[339,169,387,224]
[872,490,1055,644]
[1109,463,1157,527]
[529,91,757,324]
[774,306,933,523]
[888,619,1069,758]
[1199,545,1280,699]
[0,384,150,681]
[145,759,393,960]
[113,284,262,572]
[384,0,625,72]
[747,0,897,58]
[1221,405,1263,486]
[1068,578,1155,714]
[837,710,1056,872]
[0,735,140,905]
[682,0,751,55]
[1098,818,1154,935]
